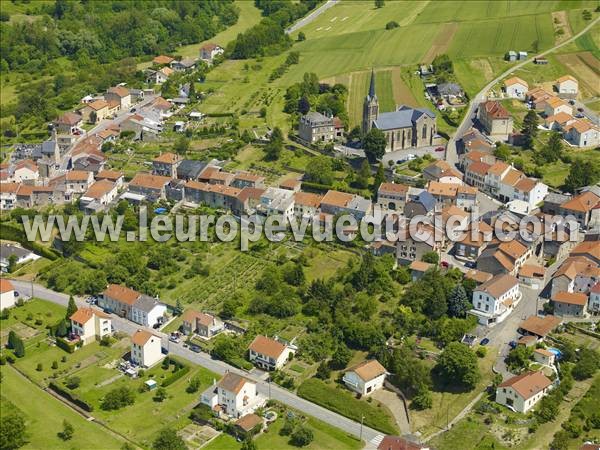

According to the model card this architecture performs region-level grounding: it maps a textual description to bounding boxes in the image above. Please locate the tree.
[0,413,27,450]
[8,331,25,358]
[154,387,168,402]
[297,31,306,42]
[435,342,481,390]
[7,255,17,273]
[564,159,600,193]
[373,163,385,193]
[291,427,314,447]
[521,110,539,149]
[421,252,439,264]
[174,136,190,155]
[315,361,331,379]
[298,96,310,114]
[58,420,74,441]
[264,140,282,160]
[505,345,533,372]
[572,348,599,380]
[330,345,352,370]
[152,428,186,450]
[65,376,81,389]
[66,296,77,321]
[411,385,432,410]
[305,156,333,185]
[363,128,386,162]
[36,363,43,372]
[56,320,68,338]
[89,110,97,124]
[385,21,399,30]
[101,387,135,410]
[51,361,59,370]
[447,284,470,318]
[241,438,258,450]
[539,132,562,163]
[355,159,371,189]
[186,375,202,393]
[493,144,511,161]
[375,0,385,8]
[536,395,559,423]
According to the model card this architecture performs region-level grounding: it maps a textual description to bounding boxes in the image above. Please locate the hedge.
[161,366,191,387]
[55,337,77,354]
[0,222,60,260]
[297,379,398,435]
[48,382,94,412]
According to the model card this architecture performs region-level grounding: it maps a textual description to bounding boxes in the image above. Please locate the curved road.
[8,280,384,448]
[286,0,340,34]
[446,15,600,167]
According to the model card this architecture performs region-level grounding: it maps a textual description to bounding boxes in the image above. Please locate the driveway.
[381,145,445,166]
[371,389,410,434]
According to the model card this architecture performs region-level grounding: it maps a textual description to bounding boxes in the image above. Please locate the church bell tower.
[362,69,379,134]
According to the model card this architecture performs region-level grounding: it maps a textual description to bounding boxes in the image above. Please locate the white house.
[69,307,112,345]
[13,160,39,183]
[555,75,578,95]
[512,177,548,212]
[0,183,20,211]
[0,244,40,272]
[589,282,600,315]
[200,43,224,62]
[496,371,552,413]
[533,348,556,366]
[248,335,295,371]
[564,120,600,148]
[471,274,521,326]
[131,296,166,328]
[504,77,529,99]
[201,371,264,418]
[80,180,118,210]
[342,360,387,396]
[0,278,16,310]
[131,330,163,368]
[259,187,295,221]
[544,97,573,117]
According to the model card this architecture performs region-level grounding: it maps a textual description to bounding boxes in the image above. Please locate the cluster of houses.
[503,74,599,148]
[145,44,224,85]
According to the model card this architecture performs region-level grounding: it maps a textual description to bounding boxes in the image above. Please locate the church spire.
[368,68,376,100]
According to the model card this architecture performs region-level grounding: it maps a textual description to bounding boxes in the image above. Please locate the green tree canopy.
[435,342,481,390]
[363,128,387,162]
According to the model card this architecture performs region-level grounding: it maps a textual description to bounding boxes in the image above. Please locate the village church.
[363,70,438,152]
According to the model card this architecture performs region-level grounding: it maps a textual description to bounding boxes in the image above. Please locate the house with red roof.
[496,371,553,413]
[477,101,513,139]
[69,307,112,345]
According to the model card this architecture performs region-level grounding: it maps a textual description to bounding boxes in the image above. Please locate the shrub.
[52,361,59,370]
[385,21,399,30]
[65,376,81,389]
[291,427,314,447]
[36,363,43,371]
[161,366,190,387]
[55,337,77,354]
[101,387,135,411]
[48,382,93,411]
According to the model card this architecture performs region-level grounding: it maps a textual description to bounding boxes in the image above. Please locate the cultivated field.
[555,51,600,96]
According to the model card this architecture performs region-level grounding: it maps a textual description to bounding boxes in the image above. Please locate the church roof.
[373,105,435,131]
[368,69,377,100]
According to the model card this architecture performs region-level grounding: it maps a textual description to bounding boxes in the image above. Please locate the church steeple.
[363,68,379,134]
[368,68,377,100]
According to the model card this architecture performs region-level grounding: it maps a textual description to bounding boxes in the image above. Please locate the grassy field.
[0,366,127,450]
[176,1,263,58]
[0,298,66,347]
[256,415,363,450]
[297,378,398,435]
[410,348,497,437]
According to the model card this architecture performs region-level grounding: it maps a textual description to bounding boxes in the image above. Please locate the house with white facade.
[131,330,163,368]
[0,279,16,310]
[69,307,112,345]
[496,371,553,413]
[544,97,572,117]
[342,360,387,396]
[181,309,224,338]
[504,77,529,99]
[470,273,521,326]
[564,120,600,148]
[293,191,322,218]
[512,177,548,212]
[533,348,556,366]
[248,335,295,371]
[13,160,39,183]
[200,371,264,418]
[131,295,166,328]
[555,75,578,96]
[258,187,295,221]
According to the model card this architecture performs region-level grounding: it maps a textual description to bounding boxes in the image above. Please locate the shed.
[145,379,157,390]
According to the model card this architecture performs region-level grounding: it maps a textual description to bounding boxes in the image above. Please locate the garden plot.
[178,424,220,450]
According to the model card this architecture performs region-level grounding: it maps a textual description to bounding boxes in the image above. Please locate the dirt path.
[422,22,459,64]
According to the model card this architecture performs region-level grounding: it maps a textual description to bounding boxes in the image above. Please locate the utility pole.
[359,415,364,441]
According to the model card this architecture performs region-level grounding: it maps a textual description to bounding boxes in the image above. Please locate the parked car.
[464,261,476,269]
[440,261,449,268]
[480,338,490,346]
[509,340,517,349]
[14,291,19,297]
[189,344,201,353]
[435,146,445,152]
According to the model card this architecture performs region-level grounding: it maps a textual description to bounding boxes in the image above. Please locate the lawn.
[0,365,127,450]
[0,298,66,347]
[203,433,238,450]
[410,348,497,438]
[256,415,363,450]
[296,378,398,435]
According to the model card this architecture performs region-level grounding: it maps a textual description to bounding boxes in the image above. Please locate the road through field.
[8,280,385,448]
[445,15,600,167]
[286,0,340,34]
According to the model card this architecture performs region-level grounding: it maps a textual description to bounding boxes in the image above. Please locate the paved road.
[58,94,158,172]
[8,280,383,447]
[445,15,600,167]
[285,0,340,34]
